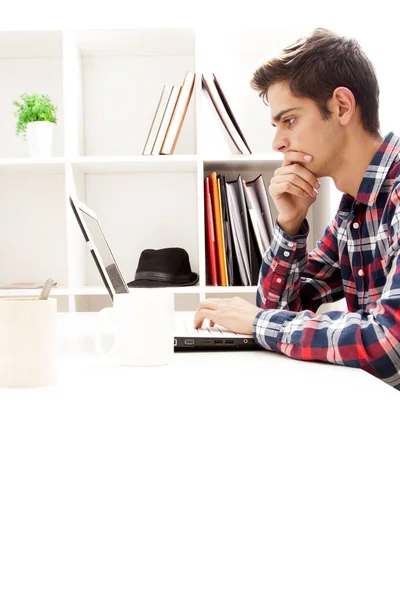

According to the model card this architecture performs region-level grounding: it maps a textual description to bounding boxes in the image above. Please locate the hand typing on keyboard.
[193,296,262,335]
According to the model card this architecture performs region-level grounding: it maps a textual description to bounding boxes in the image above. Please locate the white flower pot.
[26,121,56,158]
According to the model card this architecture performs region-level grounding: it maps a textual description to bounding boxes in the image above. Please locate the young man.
[194,28,400,390]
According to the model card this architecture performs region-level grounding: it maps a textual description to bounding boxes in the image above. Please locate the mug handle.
[93,307,119,356]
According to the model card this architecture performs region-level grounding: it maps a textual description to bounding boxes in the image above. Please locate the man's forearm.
[252,303,400,389]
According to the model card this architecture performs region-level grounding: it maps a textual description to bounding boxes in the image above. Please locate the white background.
[1,4,398,599]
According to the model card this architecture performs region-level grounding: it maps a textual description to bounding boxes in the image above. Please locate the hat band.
[134,270,193,284]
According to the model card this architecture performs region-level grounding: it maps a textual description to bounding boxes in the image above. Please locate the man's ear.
[329,87,356,126]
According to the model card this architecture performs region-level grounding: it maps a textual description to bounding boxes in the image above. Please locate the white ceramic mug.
[94,289,174,366]
[0,297,57,388]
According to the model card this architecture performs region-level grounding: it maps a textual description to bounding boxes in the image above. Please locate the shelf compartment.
[68,170,199,291]
[69,29,197,157]
[0,171,68,285]
[0,32,64,159]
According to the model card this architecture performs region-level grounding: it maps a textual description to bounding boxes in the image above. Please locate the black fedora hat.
[128,247,199,288]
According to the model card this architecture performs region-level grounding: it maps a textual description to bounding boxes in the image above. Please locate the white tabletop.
[0,312,399,599]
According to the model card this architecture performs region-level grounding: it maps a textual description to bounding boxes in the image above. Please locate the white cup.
[94,289,174,366]
[0,297,57,388]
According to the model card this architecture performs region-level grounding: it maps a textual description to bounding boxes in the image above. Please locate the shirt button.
[358,269,363,276]
[287,242,294,248]
[283,251,290,257]
[353,222,359,229]
[276,278,282,283]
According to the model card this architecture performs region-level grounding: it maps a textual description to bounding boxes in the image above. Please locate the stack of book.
[142,72,196,156]
[143,71,252,156]
[205,172,274,286]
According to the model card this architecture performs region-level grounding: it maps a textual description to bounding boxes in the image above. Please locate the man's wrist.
[277,215,306,237]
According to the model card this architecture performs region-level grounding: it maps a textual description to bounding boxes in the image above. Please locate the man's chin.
[308,166,325,178]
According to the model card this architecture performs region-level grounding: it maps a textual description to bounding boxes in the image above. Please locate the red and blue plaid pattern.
[253,132,400,390]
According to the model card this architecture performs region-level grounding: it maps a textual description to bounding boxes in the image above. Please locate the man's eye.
[283,117,295,127]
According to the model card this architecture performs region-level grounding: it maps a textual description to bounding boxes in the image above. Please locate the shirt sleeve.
[256,214,344,313]
[252,196,400,389]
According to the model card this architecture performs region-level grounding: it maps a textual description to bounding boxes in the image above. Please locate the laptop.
[69,193,261,351]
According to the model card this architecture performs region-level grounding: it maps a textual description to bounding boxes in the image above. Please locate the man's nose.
[272,131,289,153]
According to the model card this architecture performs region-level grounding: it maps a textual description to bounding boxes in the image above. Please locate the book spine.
[151,86,181,155]
[160,72,196,155]
[209,172,228,286]
[142,85,173,155]
[204,177,218,286]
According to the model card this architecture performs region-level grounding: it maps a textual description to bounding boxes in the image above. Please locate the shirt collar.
[353,131,400,206]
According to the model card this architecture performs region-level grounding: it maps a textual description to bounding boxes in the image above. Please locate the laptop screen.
[71,197,129,296]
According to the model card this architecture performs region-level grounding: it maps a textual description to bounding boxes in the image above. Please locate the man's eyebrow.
[271,107,301,127]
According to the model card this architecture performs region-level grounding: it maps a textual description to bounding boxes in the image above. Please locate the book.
[219,174,241,286]
[209,172,228,286]
[202,73,251,155]
[212,74,252,154]
[243,199,263,285]
[204,177,218,286]
[218,174,233,286]
[243,181,270,253]
[247,206,265,257]
[225,178,251,285]
[142,85,173,155]
[151,85,181,155]
[245,175,275,241]
[235,175,260,284]
[225,182,249,286]
[160,72,196,155]
[225,174,261,285]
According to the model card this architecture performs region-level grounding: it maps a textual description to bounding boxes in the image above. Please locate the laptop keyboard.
[174,314,240,338]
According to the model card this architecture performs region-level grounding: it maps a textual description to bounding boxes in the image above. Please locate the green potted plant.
[13,92,58,158]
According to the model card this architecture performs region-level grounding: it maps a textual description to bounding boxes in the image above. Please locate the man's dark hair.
[250,28,380,136]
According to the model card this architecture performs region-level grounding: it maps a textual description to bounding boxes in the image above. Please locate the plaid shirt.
[253,131,400,390]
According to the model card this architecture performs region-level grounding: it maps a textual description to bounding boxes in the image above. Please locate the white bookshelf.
[0,27,336,312]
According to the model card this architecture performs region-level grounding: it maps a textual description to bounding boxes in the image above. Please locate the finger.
[194,298,225,328]
[282,151,313,166]
[272,174,317,198]
[273,181,318,201]
[194,315,203,328]
[195,319,216,329]
[273,164,319,190]
[194,308,217,329]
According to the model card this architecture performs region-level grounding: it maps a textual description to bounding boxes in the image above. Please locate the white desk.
[0,313,399,600]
